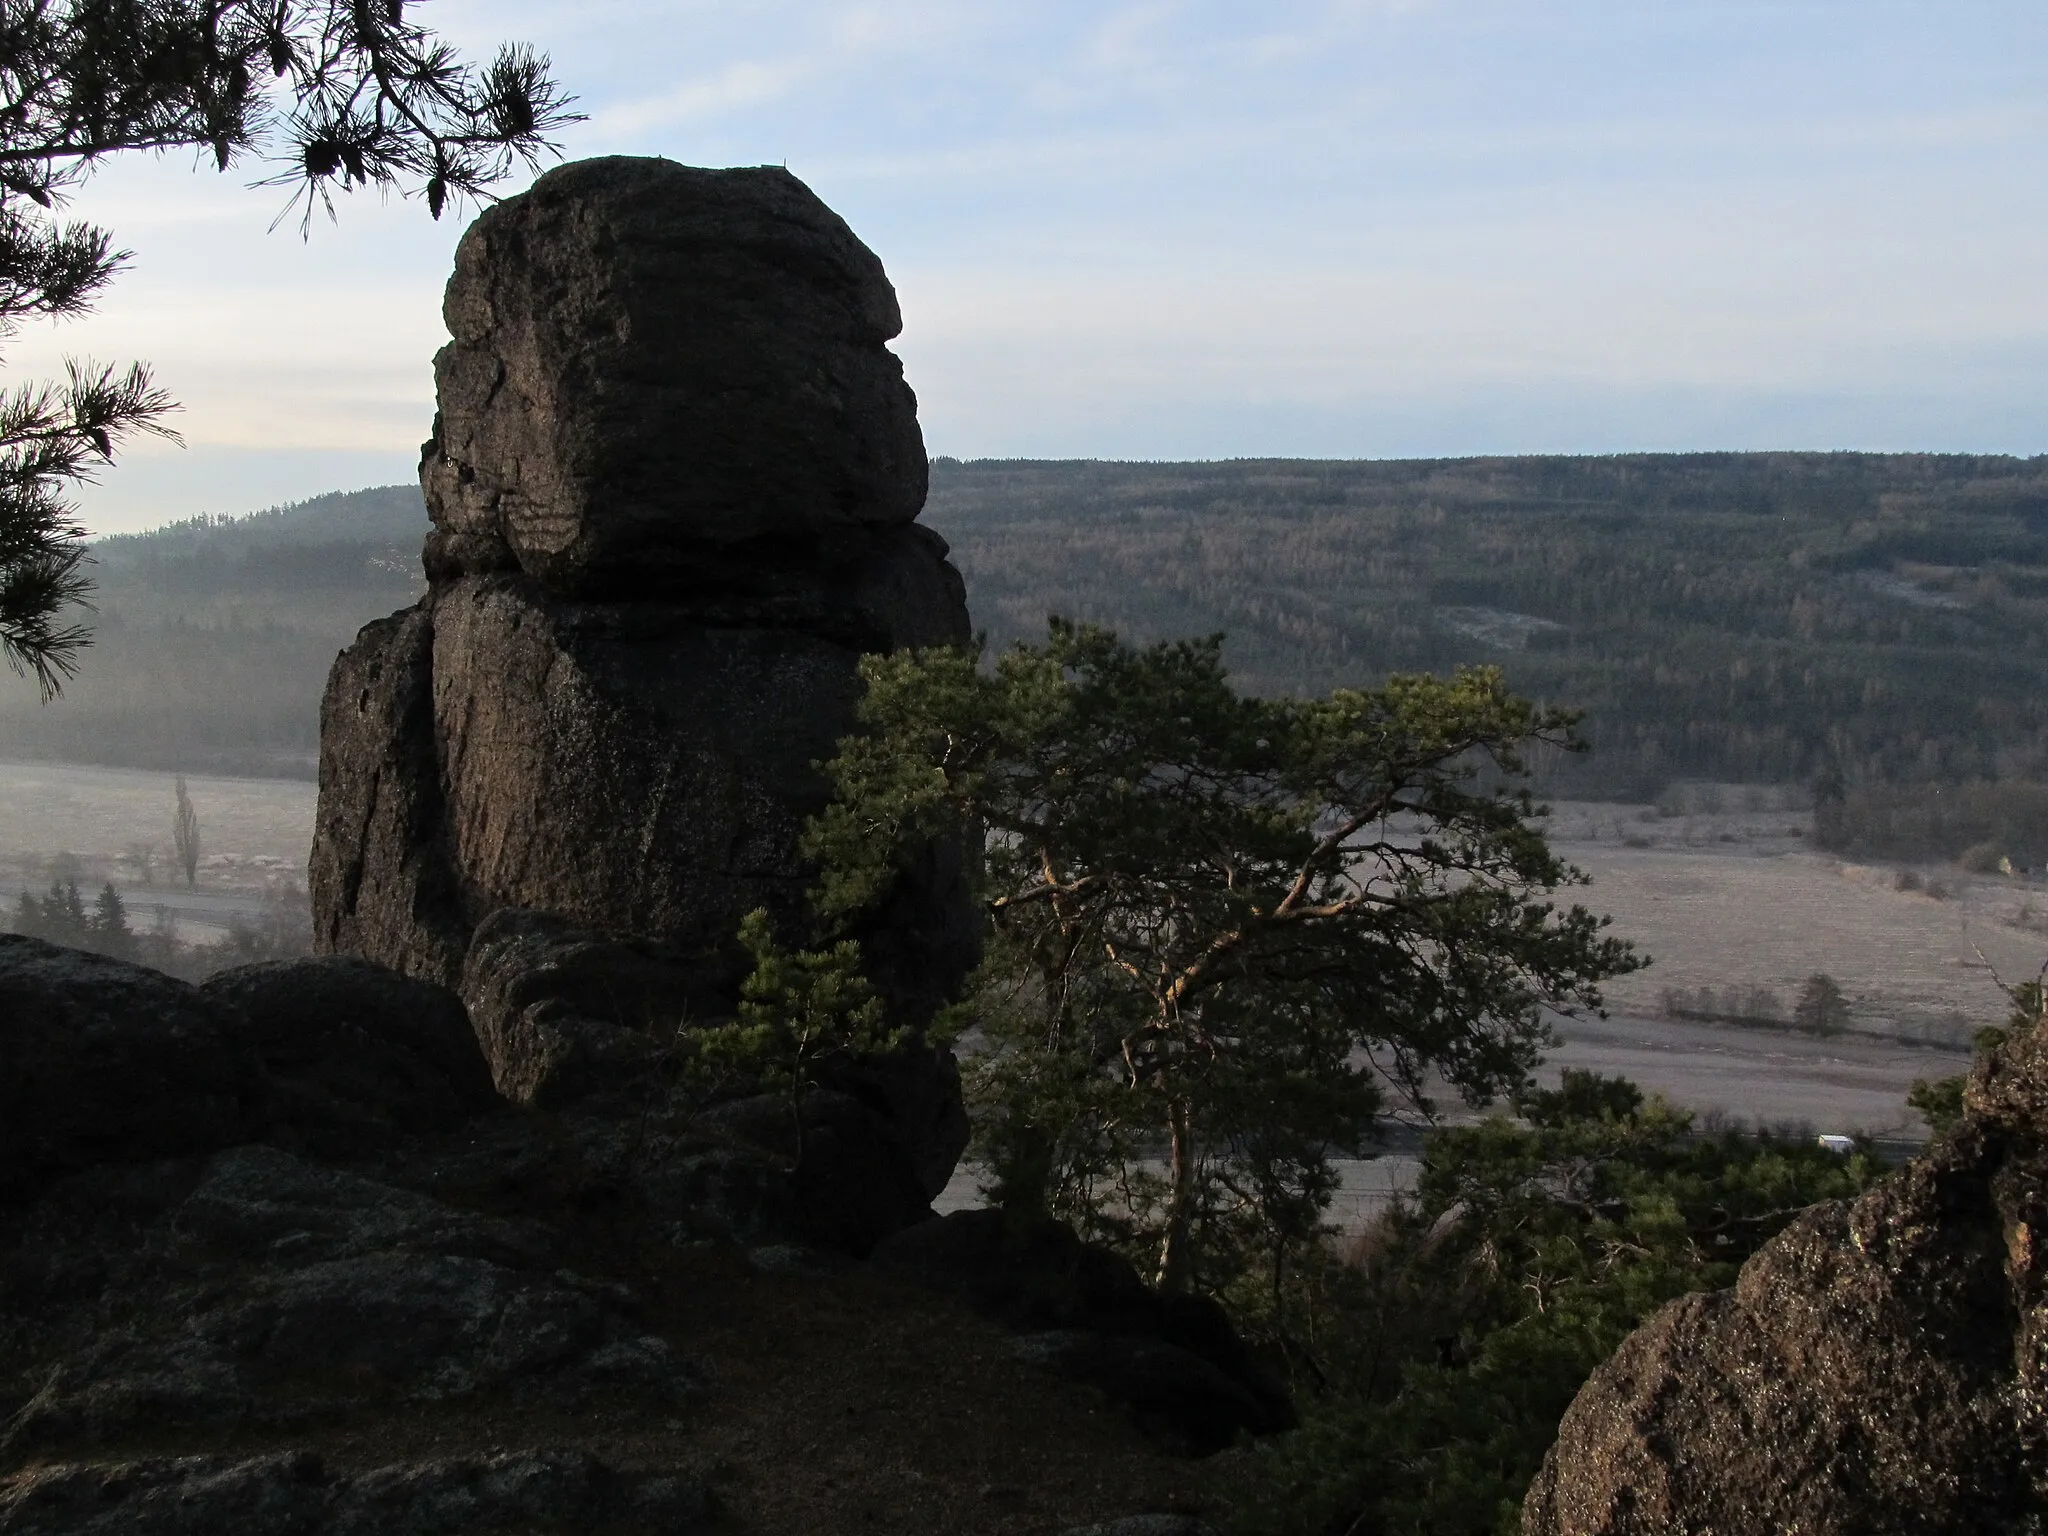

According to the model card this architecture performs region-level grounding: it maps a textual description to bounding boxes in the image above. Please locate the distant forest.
[7,453,2048,833]
[0,485,426,777]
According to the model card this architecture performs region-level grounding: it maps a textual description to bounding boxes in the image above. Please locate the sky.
[15,0,2048,534]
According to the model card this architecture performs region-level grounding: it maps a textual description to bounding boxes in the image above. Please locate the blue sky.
[19,0,2048,532]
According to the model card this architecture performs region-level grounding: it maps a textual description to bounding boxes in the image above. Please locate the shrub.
[1960,839,2007,874]
[1238,1072,1874,1536]
[1793,974,1851,1036]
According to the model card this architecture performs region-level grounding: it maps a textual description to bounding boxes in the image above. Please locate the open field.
[1551,797,2045,1046]
[0,759,315,938]
[941,1013,1952,1229]
[1545,1010,1949,1141]
[939,1011,1957,1231]
[0,762,2012,1144]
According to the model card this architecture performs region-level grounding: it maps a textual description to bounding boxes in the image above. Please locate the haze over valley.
[11,450,2047,1146]
[10,8,2048,1532]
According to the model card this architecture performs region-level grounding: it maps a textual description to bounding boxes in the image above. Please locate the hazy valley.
[11,452,2048,1138]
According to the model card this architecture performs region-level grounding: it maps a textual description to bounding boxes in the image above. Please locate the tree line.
[6,452,2045,825]
[0,486,426,775]
[18,454,2047,823]
[925,453,2048,812]
[12,872,312,980]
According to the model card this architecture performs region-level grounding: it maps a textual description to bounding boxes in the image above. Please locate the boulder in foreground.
[0,936,262,1204]
[1524,1025,2048,1534]
[202,956,497,1156]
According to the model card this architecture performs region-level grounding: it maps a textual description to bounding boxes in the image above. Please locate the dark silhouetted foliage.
[0,2,574,692]
[806,619,1638,1296]
[1239,1071,1876,1536]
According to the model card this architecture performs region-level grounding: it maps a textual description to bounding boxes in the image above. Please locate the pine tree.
[0,2,577,693]
[29,877,90,945]
[810,620,1640,1294]
[90,879,131,959]
[1793,973,1850,1036]
[172,773,200,887]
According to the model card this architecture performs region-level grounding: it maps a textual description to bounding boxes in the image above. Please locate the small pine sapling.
[682,909,907,1165]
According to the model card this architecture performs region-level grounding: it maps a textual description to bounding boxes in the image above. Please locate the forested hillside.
[932,453,2048,798]
[5,454,2048,804]
[0,486,426,776]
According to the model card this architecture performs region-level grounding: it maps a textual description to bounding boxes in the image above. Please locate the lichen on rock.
[1524,1024,2048,1535]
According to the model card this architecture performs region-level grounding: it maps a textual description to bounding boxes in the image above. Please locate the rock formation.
[2,159,1281,1536]
[0,934,1239,1534]
[0,936,264,1203]
[309,157,976,1192]
[1523,1024,2048,1535]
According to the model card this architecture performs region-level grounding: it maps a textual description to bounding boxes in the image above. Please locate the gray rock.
[209,1250,607,1390]
[742,1243,847,1277]
[691,1089,933,1254]
[311,156,979,1195]
[1524,1024,2048,1535]
[871,1207,1154,1324]
[528,1089,929,1258]
[1058,1519,1222,1536]
[170,1145,557,1271]
[423,580,850,979]
[456,909,691,1108]
[0,936,263,1204]
[419,576,857,961]
[0,1147,697,1455]
[420,156,925,597]
[408,571,962,998]
[588,1132,808,1251]
[0,1447,709,1534]
[203,957,497,1152]
[308,604,467,986]
[314,571,974,1113]
[819,1042,971,1203]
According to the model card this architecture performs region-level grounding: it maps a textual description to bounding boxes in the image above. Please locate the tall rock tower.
[310,158,976,1185]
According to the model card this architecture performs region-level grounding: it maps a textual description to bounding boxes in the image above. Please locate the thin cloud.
[595,57,818,139]
[588,1,991,143]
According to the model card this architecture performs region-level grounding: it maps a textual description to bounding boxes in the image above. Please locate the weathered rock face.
[0,936,265,1204]
[455,909,692,1109]
[419,156,927,598]
[1523,1027,2048,1535]
[310,156,976,1195]
[201,957,497,1157]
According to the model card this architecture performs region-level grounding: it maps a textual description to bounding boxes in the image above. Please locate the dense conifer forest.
[7,453,2048,843]
[935,453,2048,802]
